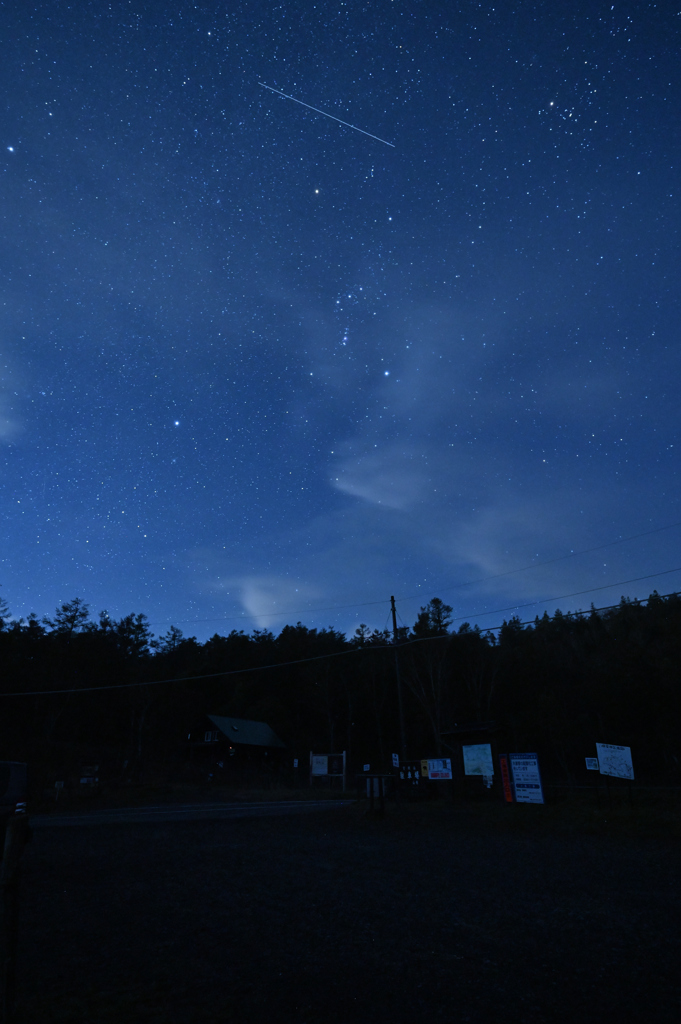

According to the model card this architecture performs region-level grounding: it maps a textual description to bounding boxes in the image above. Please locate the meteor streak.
[258,82,395,148]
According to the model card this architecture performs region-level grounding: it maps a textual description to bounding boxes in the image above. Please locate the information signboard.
[427,758,452,780]
[462,743,494,782]
[509,753,544,804]
[310,752,345,779]
[585,757,599,771]
[392,753,399,768]
[596,743,634,780]
[399,761,422,784]
[499,755,514,802]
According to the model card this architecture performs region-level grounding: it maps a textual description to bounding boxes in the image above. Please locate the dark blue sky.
[2,0,679,639]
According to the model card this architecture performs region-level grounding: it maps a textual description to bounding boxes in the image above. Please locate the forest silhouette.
[1,591,679,791]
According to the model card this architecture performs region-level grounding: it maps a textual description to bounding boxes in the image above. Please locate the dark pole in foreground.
[391,596,407,760]
[0,815,29,1024]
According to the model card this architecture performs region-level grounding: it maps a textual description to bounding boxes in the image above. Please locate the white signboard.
[392,753,400,768]
[311,755,328,776]
[427,758,452,780]
[585,757,599,771]
[596,743,634,780]
[462,743,494,778]
[509,753,544,804]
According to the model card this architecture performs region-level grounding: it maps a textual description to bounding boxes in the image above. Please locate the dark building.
[188,716,287,786]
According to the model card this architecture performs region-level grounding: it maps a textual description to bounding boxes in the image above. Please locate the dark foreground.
[14,799,681,1023]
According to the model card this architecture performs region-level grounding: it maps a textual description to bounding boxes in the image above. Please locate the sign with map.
[462,743,494,779]
[596,743,634,780]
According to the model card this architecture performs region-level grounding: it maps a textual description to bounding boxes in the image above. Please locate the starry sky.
[2,0,680,639]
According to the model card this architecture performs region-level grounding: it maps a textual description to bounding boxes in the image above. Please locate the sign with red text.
[427,758,452,780]
[499,755,514,802]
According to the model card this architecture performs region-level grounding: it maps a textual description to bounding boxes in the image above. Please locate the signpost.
[462,743,494,788]
[499,755,514,803]
[596,743,633,780]
[398,761,423,788]
[427,758,452,780]
[310,751,347,789]
[508,753,544,804]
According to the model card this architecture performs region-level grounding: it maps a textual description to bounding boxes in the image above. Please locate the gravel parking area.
[14,801,681,1023]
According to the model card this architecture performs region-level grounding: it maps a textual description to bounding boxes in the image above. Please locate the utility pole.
[391,595,407,760]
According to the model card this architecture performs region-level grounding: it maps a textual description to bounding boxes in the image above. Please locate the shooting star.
[258,82,395,148]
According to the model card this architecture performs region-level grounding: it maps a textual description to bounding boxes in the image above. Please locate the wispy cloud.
[188,550,323,629]
[331,444,430,510]
[234,575,321,628]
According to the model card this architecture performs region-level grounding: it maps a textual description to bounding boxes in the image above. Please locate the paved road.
[31,799,353,828]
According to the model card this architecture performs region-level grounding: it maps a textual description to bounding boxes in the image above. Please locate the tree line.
[1,590,680,787]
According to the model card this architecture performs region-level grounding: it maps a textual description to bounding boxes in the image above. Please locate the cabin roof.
[208,714,286,748]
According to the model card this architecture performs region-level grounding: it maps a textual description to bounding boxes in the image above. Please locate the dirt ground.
[13,797,681,1024]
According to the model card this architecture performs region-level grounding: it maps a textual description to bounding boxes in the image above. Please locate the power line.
[487,590,681,634]
[447,565,681,625]
[142,518,681,629]
[396,518,681,604]
[0,645,366,697]
[2,580,680,698]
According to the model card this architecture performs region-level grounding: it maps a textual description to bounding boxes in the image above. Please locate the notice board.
[509,753,544,804]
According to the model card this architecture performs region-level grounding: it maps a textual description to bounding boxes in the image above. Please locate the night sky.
[2,1,679,639]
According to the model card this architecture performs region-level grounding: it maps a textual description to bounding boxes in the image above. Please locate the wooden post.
[390,597,407,760]
[0,816,29,1024]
